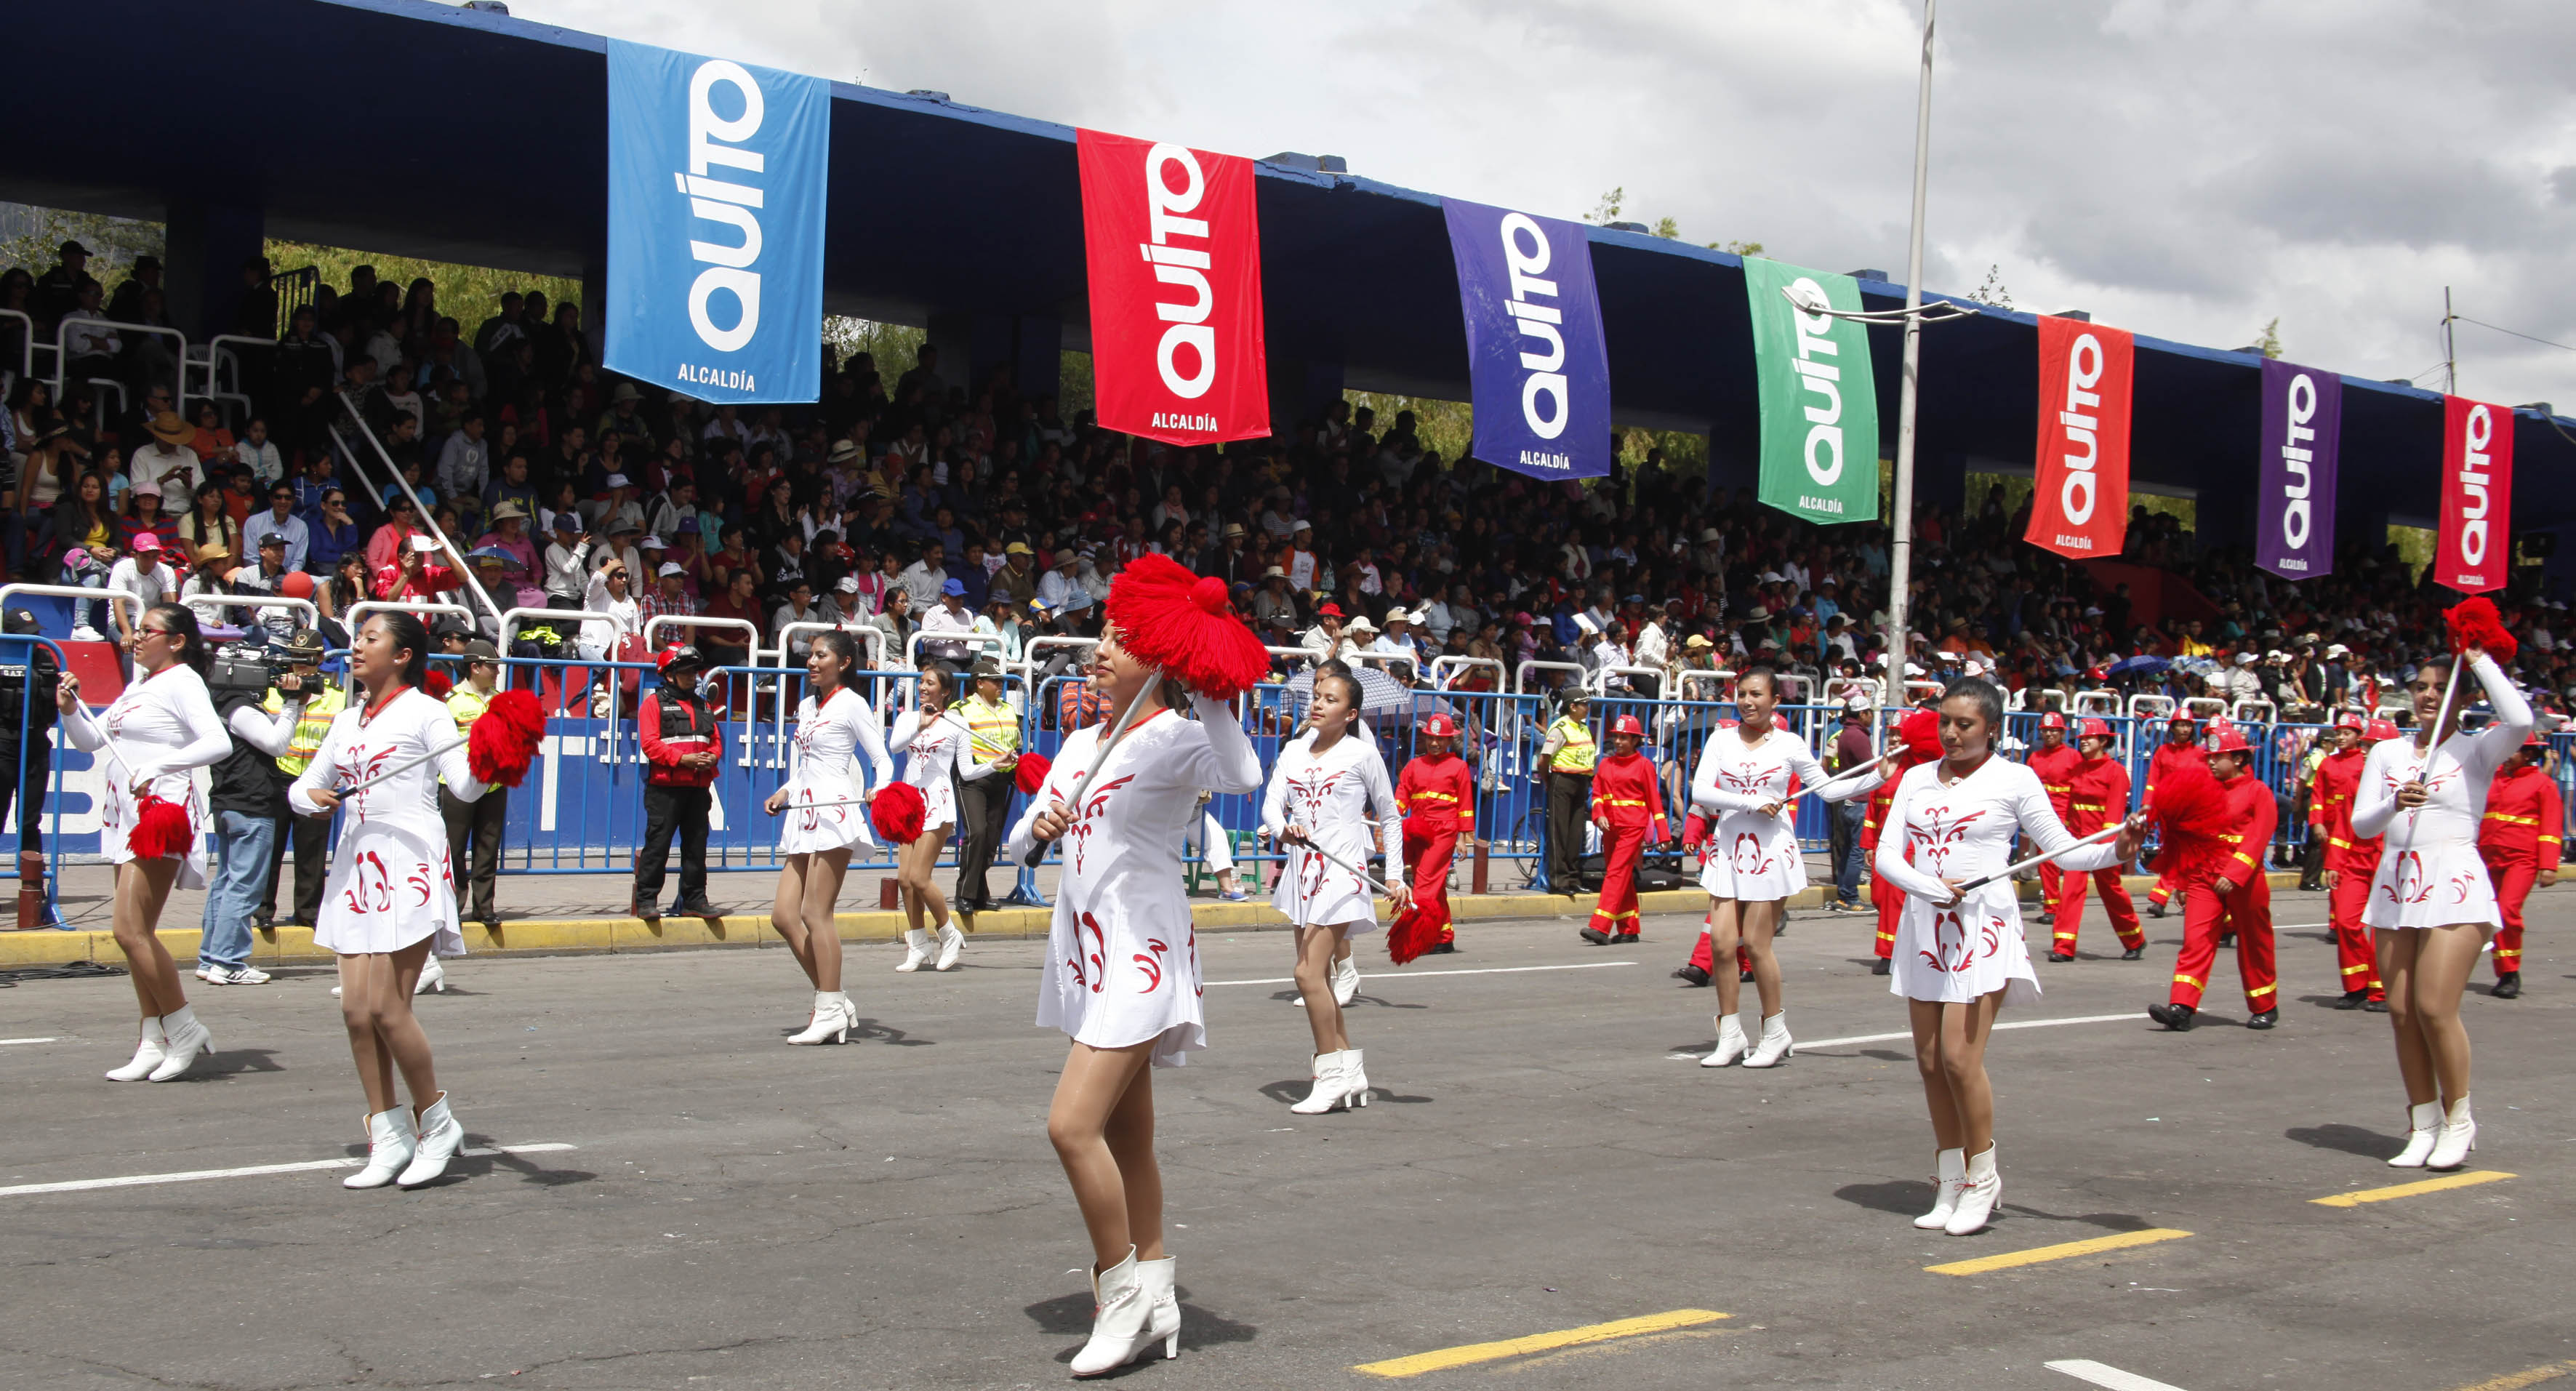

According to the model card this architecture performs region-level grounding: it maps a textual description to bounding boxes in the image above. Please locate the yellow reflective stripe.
[2071,801,2107,811]
[2484,811,2538,825]
[2173,974,2204,988]
[2249,983,2278,998]
[1598,798,1648,807]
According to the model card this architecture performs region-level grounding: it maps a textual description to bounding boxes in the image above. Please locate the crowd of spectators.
[4,241,2572,733]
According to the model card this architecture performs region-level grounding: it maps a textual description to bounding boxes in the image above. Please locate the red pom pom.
[2143,761,2229,875]
[129,793,193,859]
[1014,751,1053,795]
[1103,553,1270,700]
[1387,897,1450,966]
[1898,708,1941,752]
[423,669,453,699]
[467,689,546,787]
[870,781,926,844]
[2444,596,2518,663]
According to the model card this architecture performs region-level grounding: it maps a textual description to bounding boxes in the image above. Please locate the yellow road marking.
[2311,1171,2514,1207]
[1925,1227,2193,1276]
[2446,1360,2576,1390]
[1353,1309,1730,1378]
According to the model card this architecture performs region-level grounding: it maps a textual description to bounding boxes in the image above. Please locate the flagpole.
[1883,0,1936,715]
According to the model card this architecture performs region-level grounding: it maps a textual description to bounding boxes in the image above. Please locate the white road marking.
[0,1142,578,1198]
[1672,1012,2150,1059]
[1208,961,1640,987]
[0,1037,60,1046]
[2045,1358,2189,1390]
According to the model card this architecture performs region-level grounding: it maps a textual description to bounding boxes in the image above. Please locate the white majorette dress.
[779,685,896,856]
[2353,652,2532,931]
[289,687,489,957]
[888,705,989,833]
[61,662,229,889]
[1261,730,1403,932]
[1690,723,1879,901]
[1874,754,2123,1007]
[1007,694,1261,1067]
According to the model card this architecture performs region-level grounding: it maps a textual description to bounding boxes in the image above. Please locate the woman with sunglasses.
[57,603,233,1082]
[291,611,497,1189]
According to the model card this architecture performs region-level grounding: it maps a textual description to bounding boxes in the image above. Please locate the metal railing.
[334,393,502,628]
[55,315,188,409]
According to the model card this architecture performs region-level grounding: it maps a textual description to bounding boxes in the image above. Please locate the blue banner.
[1440,198,1613,480]
[606,40,829,404]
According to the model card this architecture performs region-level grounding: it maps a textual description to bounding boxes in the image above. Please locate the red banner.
[2436,395,2514,593]
[1076,129,1269,446]
[2024,315,2133,559]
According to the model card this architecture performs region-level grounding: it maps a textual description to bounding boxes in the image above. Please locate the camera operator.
[196,641,310,985]
[260,629,344,929]
[0,611,63,868]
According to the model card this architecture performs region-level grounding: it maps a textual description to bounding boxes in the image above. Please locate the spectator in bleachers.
[105,533,177,649]
[244,481,309,574]
[177,481,240,560]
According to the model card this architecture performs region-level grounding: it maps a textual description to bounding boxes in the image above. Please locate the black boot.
[2147,1001,2196,1032]
[1672,964,1710,987]
[1870,958,1891,977]
[2335,989,2369,1010]
[2120,946,2143,961]
[2146,898,2167,919]
[1578,927,1612,945]
[2493,971,2522,1000]
[2247,1009,2279,1030]
[2047,950,2075,963]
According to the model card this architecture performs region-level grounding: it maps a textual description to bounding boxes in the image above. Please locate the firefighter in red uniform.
[2148,723,2279,1032]
[2308,710,2386,1010]
[2479,732,2561,1000]
[2052,718,2145,961]
[2024,712,2083,929]
[1581,714,1669,945]
[632,644,725,922]
[2143,713,2207,918]
[1397,713,1477,955]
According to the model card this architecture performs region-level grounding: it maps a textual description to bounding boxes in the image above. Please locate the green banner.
[1746,258,1879,524]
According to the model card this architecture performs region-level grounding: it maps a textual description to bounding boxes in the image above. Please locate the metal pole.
[1884,0,1935,713]
[2442,286,2456,395]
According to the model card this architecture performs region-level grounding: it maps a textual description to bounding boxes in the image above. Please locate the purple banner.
[2256,357,2340,580]
[1440,197,1612,480]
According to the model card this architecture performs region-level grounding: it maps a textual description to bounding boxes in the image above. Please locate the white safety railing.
[1431,655,1502,691]
[1515,660,1585,694]
[907,628,1006,669]
[195,333,276,426]
[1347,651,1421,684]
[346,599,476,643]
[1677,668,1738,702]
[184,592,320,637]
[1904,680,1946,703]
[644,614,761,657]
[1264,644,1317,671]
[2183,696,2230,721]
[2126,694,2176,721]
[773,621,883,670]
[0,308,33,385]
[1823,676,1882,708]
[2072,687,2122,715]
[55,316,188,407]
[2231,698,2278,725]
[1024,636,1098,675]
[0,582,144,636]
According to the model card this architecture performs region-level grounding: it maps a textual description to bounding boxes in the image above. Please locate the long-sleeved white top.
[63,662,230,793]
[1871,755,2122,902]
[1261,729,1404,868]
[2352,653,2532,846]
[1690,722,1880,814]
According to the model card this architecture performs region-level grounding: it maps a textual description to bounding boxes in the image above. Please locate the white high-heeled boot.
[2427,1097,2477,1171]
[413,955,446,995]
[148,1006,214,1082]
[1070,1247,1163,1377]
[894,929,930,973]
[1341,1049,1371,1107]
[2388,1101,2441,1168]
[934,923,966,971]
[1741,1011,1794,1068]
[1332,955,1360,1006]
[398,1092,464,1187]
[105,1017,167,1081]
[1945,1143,2001,1235]
[1914,1148,1967,1230]
[787,991,848,1044]
[1292,1051,1362,1114]
[343,1107,418,1189]
[1701,1013,1749,1067]
[1136,1254,1181,1361]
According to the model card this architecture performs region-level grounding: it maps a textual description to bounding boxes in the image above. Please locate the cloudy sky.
[517,0,2576,409]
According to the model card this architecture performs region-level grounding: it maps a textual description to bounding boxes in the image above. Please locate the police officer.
[951,654,1021,911]
[441,639,508,930]
[1537,689,1597,893]
[261,628,343,929]
[0,611,62,875]
[633,644,723,921]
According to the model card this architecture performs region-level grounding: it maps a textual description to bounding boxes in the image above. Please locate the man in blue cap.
[920,574,978,662]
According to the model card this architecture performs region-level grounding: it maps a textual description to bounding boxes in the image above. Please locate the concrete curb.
[0,870,2303,969]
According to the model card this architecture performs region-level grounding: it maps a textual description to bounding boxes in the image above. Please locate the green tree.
[2255,317,2282,358]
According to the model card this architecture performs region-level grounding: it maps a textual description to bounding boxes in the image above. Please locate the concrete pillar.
[163,199,265,341]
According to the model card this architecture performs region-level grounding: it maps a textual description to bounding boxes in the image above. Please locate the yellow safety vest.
[955,694,1019,761]
[446,686,491,739]
[265,684,347,778]
[1549,716,1597,774]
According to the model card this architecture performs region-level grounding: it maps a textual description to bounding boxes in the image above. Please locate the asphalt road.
[1,885,2569,1391]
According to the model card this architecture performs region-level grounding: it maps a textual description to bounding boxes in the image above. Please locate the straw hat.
[147,412,194,446]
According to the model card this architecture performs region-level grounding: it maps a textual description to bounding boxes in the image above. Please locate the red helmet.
[2209,724,2252,755]
[2367,718,2401,742]
[2168,713,2197,731]
[2079,718,2113,740]
[656,644,705,675]
[2334,710,2365,730]
[1610,713,1645,736]
[2524,730,2545,749]
[1419,713,1461,738]
[2039,711,2068,730]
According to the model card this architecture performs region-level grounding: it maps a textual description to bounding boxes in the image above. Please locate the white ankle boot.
[344,1107,418,1189]
[413,955,446,995]
[2388,1101,2441,1168]
[2427,1097,2476,1171]
[1945,1144,2001,1235]
[787,991,848,1044]
[105,1017,167,1081]
[398,1092,463,1187]
[1701,1013,1749,1067]
[895,929,929,972]
[1332,955,1360,1006]
[148,1006,213,1082]
[1136,1254,1181,1358]
[1291,1050,1369,1113]
[1914,1147,1967,1230]
[1071,1246,1173,1376]
[934,923,966,971]
[1741,1011,1794,1068]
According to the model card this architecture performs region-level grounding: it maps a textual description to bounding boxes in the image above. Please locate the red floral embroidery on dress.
[1730,831,1775,875]
[1076,911,1107,993]
[1070,774,1137,874]
[1919,908,1967,972]
[407,861,433,907]
[342,849,395,916]
[1133,937,1170,993]
[2380,850,2431,906]
[1905,804,1986,878]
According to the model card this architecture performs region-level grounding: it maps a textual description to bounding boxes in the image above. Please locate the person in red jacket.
[2478,733,2562,1000]
[2023,712,2083,926]
[2148,723,2279,1031]
[1397,713,1476,955]
[1580,714,1669,945]
[2309,711,2386,1010]
[2142,714,2206,918]
[632,644,724,923]
[2051,718,2145,961]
